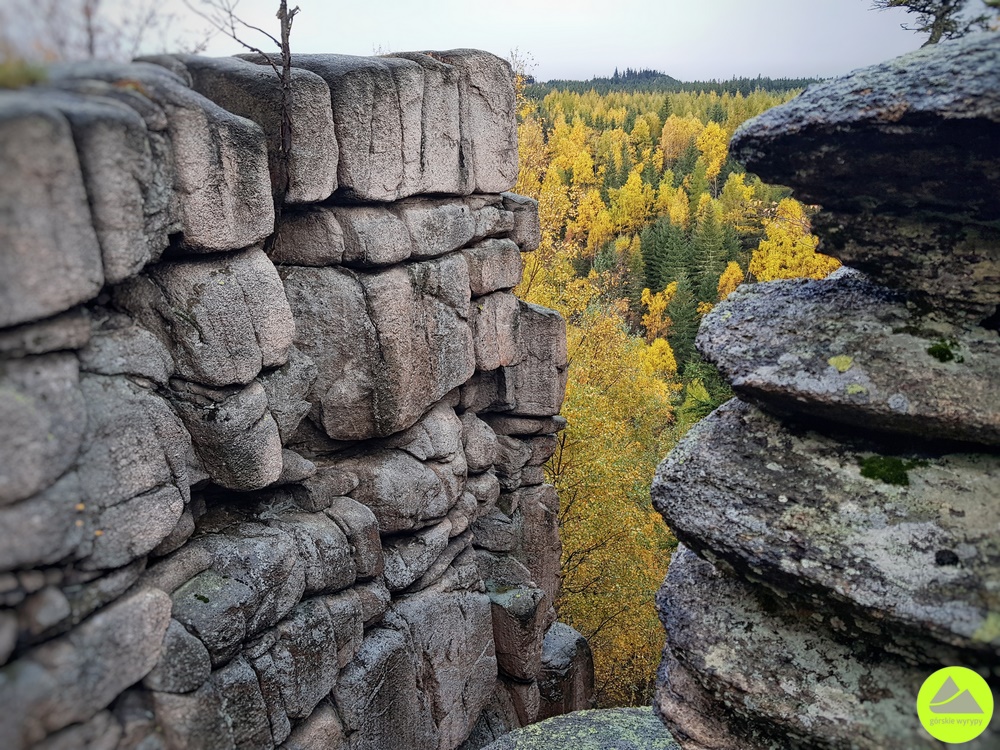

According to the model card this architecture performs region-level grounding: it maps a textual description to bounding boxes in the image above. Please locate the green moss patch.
[927,339,963,363]
[859,455,926,486]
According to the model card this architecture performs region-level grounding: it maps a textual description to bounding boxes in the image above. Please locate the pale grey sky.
[125,0,969,81]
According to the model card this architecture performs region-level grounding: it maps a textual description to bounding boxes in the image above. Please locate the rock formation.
[482,707,679,750]
[652,33,1000,749]
[0,49,591,750]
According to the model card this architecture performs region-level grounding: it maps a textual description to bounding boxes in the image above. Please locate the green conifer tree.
[674,141,700,181]
[665,273,701,368]
[692,201,726,301]
[658,222,693,289]
[686,159,710,216]
[658,96,673,123]
[707,101,726,124]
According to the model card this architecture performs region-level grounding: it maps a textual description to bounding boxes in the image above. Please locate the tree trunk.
[276,1,298,199]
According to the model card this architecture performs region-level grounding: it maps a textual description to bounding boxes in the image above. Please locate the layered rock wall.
[0,49,588,750]
[652,34,1000,748]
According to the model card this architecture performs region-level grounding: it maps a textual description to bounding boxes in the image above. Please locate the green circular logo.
[917,666,994,743]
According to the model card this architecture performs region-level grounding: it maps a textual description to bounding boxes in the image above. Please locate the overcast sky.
[145,0,936,81]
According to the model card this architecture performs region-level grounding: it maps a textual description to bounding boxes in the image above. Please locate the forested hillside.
[529,69,820,96]
[513,77,840,705]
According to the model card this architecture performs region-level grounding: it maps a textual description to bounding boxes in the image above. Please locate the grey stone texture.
[115,246,294,388]
[483,707,678,750]
[488,586,553,682]
[170,379,284,491]
[698,273,1000,445]
[239,49,517,200]
[332,627,438,750]
[657,548,969,750]
[509,485,562,606]
[0,589,171,750]
[142,618,213,694]
[654,33,1000,750]
[730,32,1000,320]
[50,60,274,253]
[0,354,86,506]
[655,399,1000,661]
[282,253,475,441]
[394,585,498,749]
[501,194,541,252]
[464,239,524,296]
[45,90,172,284]
[153,54,339,204]
[0,94,104,328]
[0,47,572,750]
[538,622,595,720]
[506,303,569,417]
[425,50,519,195]
[79,311,175,386]
[0,309,91,360]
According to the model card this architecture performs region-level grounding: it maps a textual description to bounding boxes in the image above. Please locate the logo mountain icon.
[928,676,985,715]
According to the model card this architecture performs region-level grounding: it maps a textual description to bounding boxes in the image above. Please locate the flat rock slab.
[42,89,172,284]
[697,273,1000,445]
[332,627,439,750]
[538,622,595,721]
[483,707,679,750]
[393,586,497,749]
[652,399,1000,662]
[0,353,86,506]
[425,50,519,195]
[115,246,294,387]
[730,31,1000,222]
[657,547,986,750]
[0,588,171,749]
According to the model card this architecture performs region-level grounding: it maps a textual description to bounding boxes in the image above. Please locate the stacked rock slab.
[652,33,1000,749]
[0,49,590,750]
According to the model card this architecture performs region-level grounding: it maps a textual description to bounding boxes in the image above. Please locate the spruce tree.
[640,217,692,292]
[674,141,699,180]
[686,160,710,217]
[639,221,664,291]
[722,225,745,266]
[658,222,694,289]
[666,273,701,369]
[692,202,726,301]
[641,158,659,186]
[658,96,673,123]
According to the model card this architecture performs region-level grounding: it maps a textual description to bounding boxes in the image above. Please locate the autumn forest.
[513,71,841,706]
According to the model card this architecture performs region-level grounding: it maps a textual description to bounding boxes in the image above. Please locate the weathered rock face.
[657,548,945,750]
[654,33,1000,750]
[0,94,104,329]
[697,272,1000,445]
[147,54,339,204]
[0,48,584,750]
[538,623,595,721]
[482,707,679,750]
[730,32,1000,321]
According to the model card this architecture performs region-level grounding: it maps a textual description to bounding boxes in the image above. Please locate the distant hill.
[528,68,822,97]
